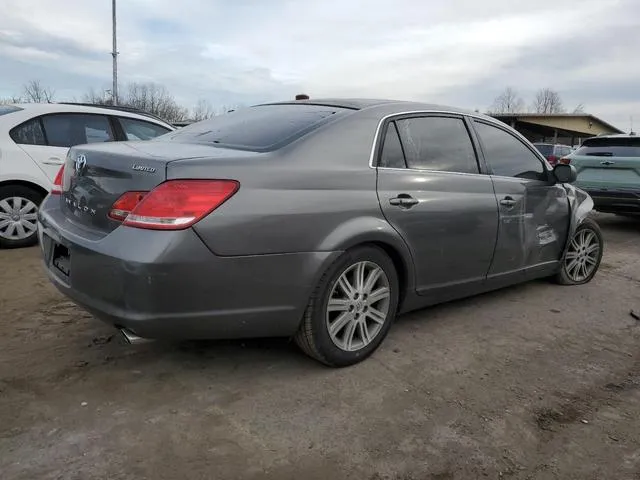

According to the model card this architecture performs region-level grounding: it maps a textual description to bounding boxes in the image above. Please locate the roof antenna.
[630,116,635,135]
[295,94,309,101]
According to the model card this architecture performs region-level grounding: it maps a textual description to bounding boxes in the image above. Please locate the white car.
[0,103,174,248]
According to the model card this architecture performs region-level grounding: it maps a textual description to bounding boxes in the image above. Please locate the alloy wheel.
[564,227,601,283]
[326,261,391,352]
[0,197,39,241]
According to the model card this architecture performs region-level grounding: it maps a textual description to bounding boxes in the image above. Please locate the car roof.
[255,98,506,130]
[259,98,410,110]
[6,103,173,128]
[588,133,638,140]
[258,97,482,116]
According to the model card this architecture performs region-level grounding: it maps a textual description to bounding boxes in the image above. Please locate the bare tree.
[573,103,585,114]
[191,99,216,121]
[81,82,189,122]
[124,82,188,122]
[0,95,23,105]
[489,87,525,114]
[82,88,113,105]
[532,88,565,114]
[22,80,55,103]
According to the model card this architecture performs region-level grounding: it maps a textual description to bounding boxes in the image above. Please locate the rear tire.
[555,218,603,285]
[295,245,399,367]
[0,185,43,249]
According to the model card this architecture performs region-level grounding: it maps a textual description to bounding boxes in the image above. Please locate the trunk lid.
[60,141,246,234]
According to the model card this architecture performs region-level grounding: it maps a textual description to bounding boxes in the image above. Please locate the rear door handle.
[43,157,64,166]
[499,196,516,208]
[389,194,419,208]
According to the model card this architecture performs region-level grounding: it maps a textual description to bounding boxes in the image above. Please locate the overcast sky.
[1,0,638,129]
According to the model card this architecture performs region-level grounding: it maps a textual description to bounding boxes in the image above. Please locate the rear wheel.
[295,245,399,367]
[0,185,43,249]
[555,218,603,285]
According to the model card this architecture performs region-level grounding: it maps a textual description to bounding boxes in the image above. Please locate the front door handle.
[499,196,516,208]
[389,194,419,208]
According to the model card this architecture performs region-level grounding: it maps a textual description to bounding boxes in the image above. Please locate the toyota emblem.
[75,154,87,174]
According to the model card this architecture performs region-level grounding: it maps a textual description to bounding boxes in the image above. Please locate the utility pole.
[111,0,118,105]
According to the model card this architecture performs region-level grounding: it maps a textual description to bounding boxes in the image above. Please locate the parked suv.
[561,134,640,216]
[0,103,174,248]
[533,143,573,166]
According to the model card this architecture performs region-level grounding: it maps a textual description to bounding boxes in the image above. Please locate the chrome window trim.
[368,109,551,171]
[377,166,491,179]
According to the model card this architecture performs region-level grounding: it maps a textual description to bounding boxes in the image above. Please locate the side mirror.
[553,164,577,184]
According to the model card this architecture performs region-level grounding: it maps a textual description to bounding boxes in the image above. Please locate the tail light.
[547,155,558,165]
[559,157,571,165]
[108,191,148,221]
[50,165,65,195]
[110,179,239,230]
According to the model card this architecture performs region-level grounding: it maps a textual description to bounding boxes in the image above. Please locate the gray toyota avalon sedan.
[37,99,603,367]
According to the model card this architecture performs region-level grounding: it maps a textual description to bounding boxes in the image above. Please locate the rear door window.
[41,114,115,147]
[118,117,171,140]
[394,116,479,174]
[379,122,406,168]
[161,104,350,152]
[574,137,640,157]
[10,118,46,145]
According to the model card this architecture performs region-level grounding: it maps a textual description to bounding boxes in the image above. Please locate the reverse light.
[51,165,65,195]
[111,179,239,230]
[559,157,571,165]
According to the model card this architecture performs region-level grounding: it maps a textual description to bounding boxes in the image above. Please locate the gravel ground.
[1,213,639,480]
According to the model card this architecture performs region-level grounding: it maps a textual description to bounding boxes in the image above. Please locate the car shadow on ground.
[594,214,640,233]
[75,279,537,375]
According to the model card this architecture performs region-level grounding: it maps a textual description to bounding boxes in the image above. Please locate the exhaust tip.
[120,328,152,345]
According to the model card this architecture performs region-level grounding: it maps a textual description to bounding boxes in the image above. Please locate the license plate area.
[51,242,71,277]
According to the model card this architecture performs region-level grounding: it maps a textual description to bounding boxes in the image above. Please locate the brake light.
[559,157,571,165]
[108,191,148,221]
[51,165,65,195]
[114,179,239,230]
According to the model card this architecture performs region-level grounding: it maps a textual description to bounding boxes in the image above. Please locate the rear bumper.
[37,196,340,340]
[583,189,640,213]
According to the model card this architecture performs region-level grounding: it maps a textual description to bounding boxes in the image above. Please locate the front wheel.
[295,245,399,367]
[555,218,604,285]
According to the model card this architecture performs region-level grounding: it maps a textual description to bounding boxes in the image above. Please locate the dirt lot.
[1,214,639,480]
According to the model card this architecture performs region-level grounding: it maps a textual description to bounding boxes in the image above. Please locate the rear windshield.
[574,137,640,157]
[159,104,351,152]
[533,144,553,156]
[0,105,22,116]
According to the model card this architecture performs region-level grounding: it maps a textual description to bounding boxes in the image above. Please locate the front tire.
[556,218,604,285]
[0,185,43,249]
[295,245,399,367]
